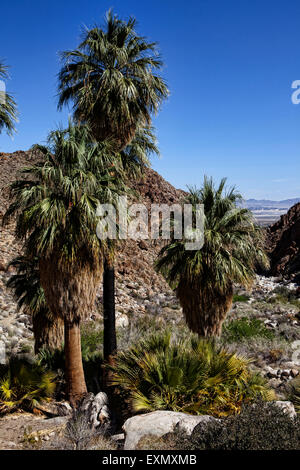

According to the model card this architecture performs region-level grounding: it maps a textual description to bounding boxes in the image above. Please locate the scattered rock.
[123,410,219,450]
[273,401,297,419]
[80,392,110,430]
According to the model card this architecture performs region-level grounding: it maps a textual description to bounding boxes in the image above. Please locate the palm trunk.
[33,315,64,355]
[64,320,87,406]
[103,257,117,362]
[178,282,233,337]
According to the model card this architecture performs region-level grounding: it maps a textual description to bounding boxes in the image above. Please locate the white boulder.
[123,410,219,450]
[274,401,297,418]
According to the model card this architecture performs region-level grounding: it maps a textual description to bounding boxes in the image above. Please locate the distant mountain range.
[238,198,300,226]
[242,198,300,210]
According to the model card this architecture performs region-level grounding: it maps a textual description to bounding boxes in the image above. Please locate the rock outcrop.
[123,410,219,450]
[0,150,186,357]
[266,202,300,281]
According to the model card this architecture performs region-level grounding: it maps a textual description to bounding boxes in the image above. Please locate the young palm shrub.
[7,255,64,354]
[0,357,55,415]
[4,122,126,405]
[109,332,274,418]
[156,178,268,337]
[0,61,18,136]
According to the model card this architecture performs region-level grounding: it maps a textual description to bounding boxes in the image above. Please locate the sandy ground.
[0,412,67,450]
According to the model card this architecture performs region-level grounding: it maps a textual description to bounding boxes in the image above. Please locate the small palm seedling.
[0,357,55,415]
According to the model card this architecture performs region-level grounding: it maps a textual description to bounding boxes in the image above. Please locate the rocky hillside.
[0,151,300,450]
[266,202,300,282]
[0,150,186,357]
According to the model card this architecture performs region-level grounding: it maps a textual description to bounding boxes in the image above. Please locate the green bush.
[171,400,300,450]
[0,356,56,414]
[38,347,65,371]
[81,322,103,361]
[38,345,103,395]
[268,286,300,307]
[109,332,275,417]
[233,294,250,303]
[222,317,274,342]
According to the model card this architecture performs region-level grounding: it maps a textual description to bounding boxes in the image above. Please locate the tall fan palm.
[58,10,168,151]
[0,62,18,136]
[156,178,268,337]
[6,255,64,354]
[102,125,159,364]
[4,122,126,405]
[58,11,167,364]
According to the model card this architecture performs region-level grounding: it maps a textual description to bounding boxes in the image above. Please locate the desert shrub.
[222,317,274,342]
[278,322,300,341]
[117,315,166,350]
[268,286,300,307]
[222,336,291,366]
[109,332,275,417]
[81,322,103,361]
[136,434,178,450]
[233,294,250,303]
[287,376,300,413]
[38,347,65,371]
[38,346,103,395]
[62,408,116,450]
[0,356,55,414]
[172,400,300,450]
[64,408,97,450]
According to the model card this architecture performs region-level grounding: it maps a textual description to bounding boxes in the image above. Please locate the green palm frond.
[155,177,269,336]
[6,254,64,354]
[0,357,55,414]
[0,61,18,136]
[4,121,127,263]
[108,332,273,417]
[58,10,168,150]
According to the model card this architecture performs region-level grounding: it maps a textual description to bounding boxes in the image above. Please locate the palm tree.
[57,11,168,363]
[58,10,168,151]
[102,125,159,364]
[156,177,268,337]
[0,62,18,136]
[4,122,126,405]
[6,255,64,354]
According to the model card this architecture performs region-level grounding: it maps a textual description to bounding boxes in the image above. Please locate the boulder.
[80,392,110,430]
[123,411,219,450]
[274,401,297,418]
[266,202,300,278]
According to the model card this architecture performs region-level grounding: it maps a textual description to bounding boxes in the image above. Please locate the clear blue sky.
[1,0,300,200]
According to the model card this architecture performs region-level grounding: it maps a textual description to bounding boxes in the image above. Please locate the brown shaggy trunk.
[64,320,87,406]
[177,282,233,337]
[32,313,64,355]
[91,118,137,152]
[39,251,102,406]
